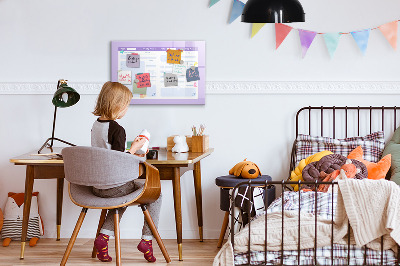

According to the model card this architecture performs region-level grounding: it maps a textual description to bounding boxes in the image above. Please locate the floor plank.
[0,239,221,265]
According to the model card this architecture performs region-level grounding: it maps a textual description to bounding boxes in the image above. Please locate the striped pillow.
[1,217,41,240]
[294,131,385,166]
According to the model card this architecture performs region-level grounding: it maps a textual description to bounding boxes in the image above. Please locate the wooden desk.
[9,148,64,259]
[10,147,213,261]
[146,148,213,260]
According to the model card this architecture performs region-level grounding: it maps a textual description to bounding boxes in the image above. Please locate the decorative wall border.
[0,81,399,95]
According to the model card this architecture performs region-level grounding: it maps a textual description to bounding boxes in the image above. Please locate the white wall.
[1,0,400,239]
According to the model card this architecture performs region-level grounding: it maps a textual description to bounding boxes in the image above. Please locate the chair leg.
[141,205,171,263]
[60,208,88,266]
[91,209,108,258]
[217,211,230,248]
[114,209,121,266]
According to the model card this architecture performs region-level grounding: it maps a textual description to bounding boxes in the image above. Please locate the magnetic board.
[111,41,205,105]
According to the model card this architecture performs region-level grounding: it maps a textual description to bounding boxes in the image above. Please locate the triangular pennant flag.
[378,21,398,50]
[323,33,341,58]
[351,29,370,55]
[209,0,220,7]
[251,23,266,38]
[298,29,317,58]
[275,23,293,49]
[229,0,245,24]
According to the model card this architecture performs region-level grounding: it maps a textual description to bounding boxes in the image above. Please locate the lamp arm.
[50,79,61,148]
[50,105,57,148]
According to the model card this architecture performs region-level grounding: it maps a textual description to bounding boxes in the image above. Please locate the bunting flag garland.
[298,30,317,58]
[351,29,370,55]
[229,0,245,24]
[378,21,398,50]
[275,23,293,49]
[251,23,266,38]
[209,0,220,8]
[323,33,341,58]
[208,3,400,57]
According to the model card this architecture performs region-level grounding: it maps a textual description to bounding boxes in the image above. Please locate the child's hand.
[129,137,147,155]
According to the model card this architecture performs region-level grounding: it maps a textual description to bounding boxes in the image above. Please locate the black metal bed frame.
[230,106,400,266]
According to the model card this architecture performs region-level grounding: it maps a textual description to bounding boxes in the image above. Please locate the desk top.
[10,147,214,166]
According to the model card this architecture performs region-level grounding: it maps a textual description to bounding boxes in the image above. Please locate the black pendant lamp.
[242,0,305,23]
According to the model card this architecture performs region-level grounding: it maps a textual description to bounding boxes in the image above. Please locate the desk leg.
[56,178,64,241]
[20,165,35,259]
[172,167,183,261]
[193,161,203,242]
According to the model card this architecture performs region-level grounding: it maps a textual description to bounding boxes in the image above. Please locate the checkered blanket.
[294,131,385,166]
[234,191,397,265]
[234,244,397,265]
[266,190,336,220]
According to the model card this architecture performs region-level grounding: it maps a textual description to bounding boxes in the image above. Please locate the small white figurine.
[172,135,189,153]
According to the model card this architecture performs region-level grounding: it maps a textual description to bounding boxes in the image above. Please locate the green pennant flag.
[323,33,341,58]
[209,0,220,7]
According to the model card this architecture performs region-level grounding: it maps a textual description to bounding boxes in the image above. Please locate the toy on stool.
[229,159,261,179]
[1,192,44,247]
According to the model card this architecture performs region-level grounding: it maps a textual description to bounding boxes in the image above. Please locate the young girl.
[91,81,162,263]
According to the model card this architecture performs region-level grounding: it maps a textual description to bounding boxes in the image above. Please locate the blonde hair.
[93,81,133,120]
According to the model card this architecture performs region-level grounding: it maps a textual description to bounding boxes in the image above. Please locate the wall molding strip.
[0,81,399,95]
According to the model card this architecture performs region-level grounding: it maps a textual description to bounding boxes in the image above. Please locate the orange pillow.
[347,146,391,180]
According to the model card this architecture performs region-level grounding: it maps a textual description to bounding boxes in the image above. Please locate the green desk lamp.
[38,79,80,154]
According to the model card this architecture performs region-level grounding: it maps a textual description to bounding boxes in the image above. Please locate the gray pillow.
[382,126,400,184]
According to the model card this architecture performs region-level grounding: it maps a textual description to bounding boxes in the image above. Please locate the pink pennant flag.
[275,23,293,49]
[378,21,398,50]
[298,29,318,58]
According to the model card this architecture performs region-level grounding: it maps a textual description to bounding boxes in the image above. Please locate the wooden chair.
[60,146,171,265]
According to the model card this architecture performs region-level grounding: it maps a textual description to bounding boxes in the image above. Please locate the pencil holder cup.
[191,135,209,153]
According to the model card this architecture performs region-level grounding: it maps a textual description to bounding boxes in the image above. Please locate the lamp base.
[38,137,76,154]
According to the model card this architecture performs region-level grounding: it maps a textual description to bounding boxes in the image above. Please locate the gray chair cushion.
[69,180,145,208]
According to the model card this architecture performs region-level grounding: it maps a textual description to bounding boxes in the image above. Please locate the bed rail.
[231,106,400,265]
[289,106,400,182]
[230,180,400,266]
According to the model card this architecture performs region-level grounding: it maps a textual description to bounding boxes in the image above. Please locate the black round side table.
[215,175,275,248]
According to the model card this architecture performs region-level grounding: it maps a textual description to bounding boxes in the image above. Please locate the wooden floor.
[0,239,221,265]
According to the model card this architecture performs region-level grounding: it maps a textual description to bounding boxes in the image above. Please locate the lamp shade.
[52,84,80,108]
[241,0,305,23]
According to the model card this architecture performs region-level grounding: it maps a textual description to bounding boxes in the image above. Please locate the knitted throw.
[335,178,400,251]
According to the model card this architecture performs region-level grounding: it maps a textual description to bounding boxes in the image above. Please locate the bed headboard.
[290,106,400,179]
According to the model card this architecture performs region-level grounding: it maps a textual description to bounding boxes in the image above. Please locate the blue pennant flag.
[209,0,221,7]
[323,33,341,58]
[229,0,245,24]
[351,29,371,55]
